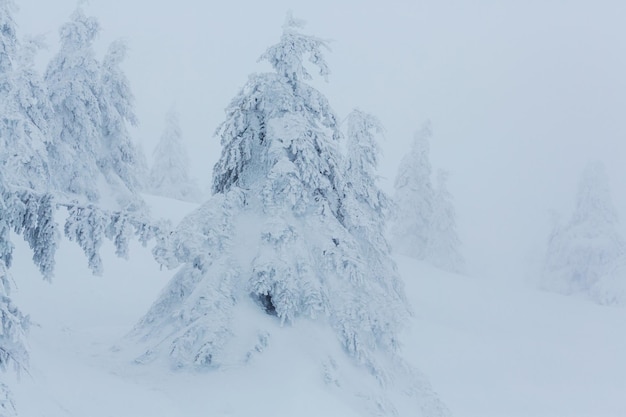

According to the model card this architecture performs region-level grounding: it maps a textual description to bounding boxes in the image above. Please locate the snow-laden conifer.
[391,122,435,259]
[425,170,464,273]
[0,0,52,191]
[147,110,201,202]
[99,40,146,201]
[45,7,102,201]
[339,109,405,301]
[341,109,388,241]
[391,123,464,273]
[542,161,626,303]
[0,4,54,408]
[44,8,147,210]
[133,16,448,417]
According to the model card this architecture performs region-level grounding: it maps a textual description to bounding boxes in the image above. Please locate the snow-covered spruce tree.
[391,122,435,260]
[45,7,102,201]
[542,161,626,304]
[0,0,52,192]
[424,170,464,273]
[98,39,146,208]
[341,109,388,245]
[45,8,146,210]
[340,109,406,298]
[133,15,447,417]
[0,3,52,411]
[147,109,201,202]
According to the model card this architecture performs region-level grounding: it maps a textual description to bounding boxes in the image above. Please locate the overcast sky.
[15,0,626,280]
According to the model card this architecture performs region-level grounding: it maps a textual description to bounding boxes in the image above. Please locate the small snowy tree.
[425,170,464,272]
[147,110,201,202]
[542,161,626,303]
[132,15,447,417]
[391,122,435,260]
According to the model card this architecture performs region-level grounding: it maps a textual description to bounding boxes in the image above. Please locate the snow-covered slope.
[6,196,626,416]
[399,256,626,417]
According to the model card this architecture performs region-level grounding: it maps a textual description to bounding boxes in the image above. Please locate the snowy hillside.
[400,257,626,417]
[5,194,625,416]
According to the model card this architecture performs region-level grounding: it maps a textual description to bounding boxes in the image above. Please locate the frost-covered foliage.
[0,0,17,91]
[45,8,145,209]
[0,5,157,414]
[0,177,58,281]
[339,109,405,318]
[45,7,102,201]
[133,16,447,417]
[0,3,54,409]
[0,0,52,191]
[0,173,165,415]
[391,123,463,273]
[0,171,59,411]
[425,170,464,272]
[0,262,29,375]
[542,162,626,304]
[63,203,164,275]
[147,110,201,202]
[341,109,389,242]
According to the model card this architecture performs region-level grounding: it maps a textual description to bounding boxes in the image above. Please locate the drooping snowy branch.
[62,202,168,275]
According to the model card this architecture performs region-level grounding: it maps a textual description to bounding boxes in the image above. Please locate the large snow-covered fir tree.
[542,161,626,304]
[391,123,463,273]
[147,109,201,202]
[132,15,447,417]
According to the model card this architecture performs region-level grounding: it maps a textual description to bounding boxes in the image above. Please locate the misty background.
[16,0,626,280]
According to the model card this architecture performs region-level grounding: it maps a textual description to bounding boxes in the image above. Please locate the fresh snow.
[401,257,626,417]
[6,194,626,416]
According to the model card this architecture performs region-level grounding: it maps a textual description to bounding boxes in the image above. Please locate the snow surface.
[7,194,626,416]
